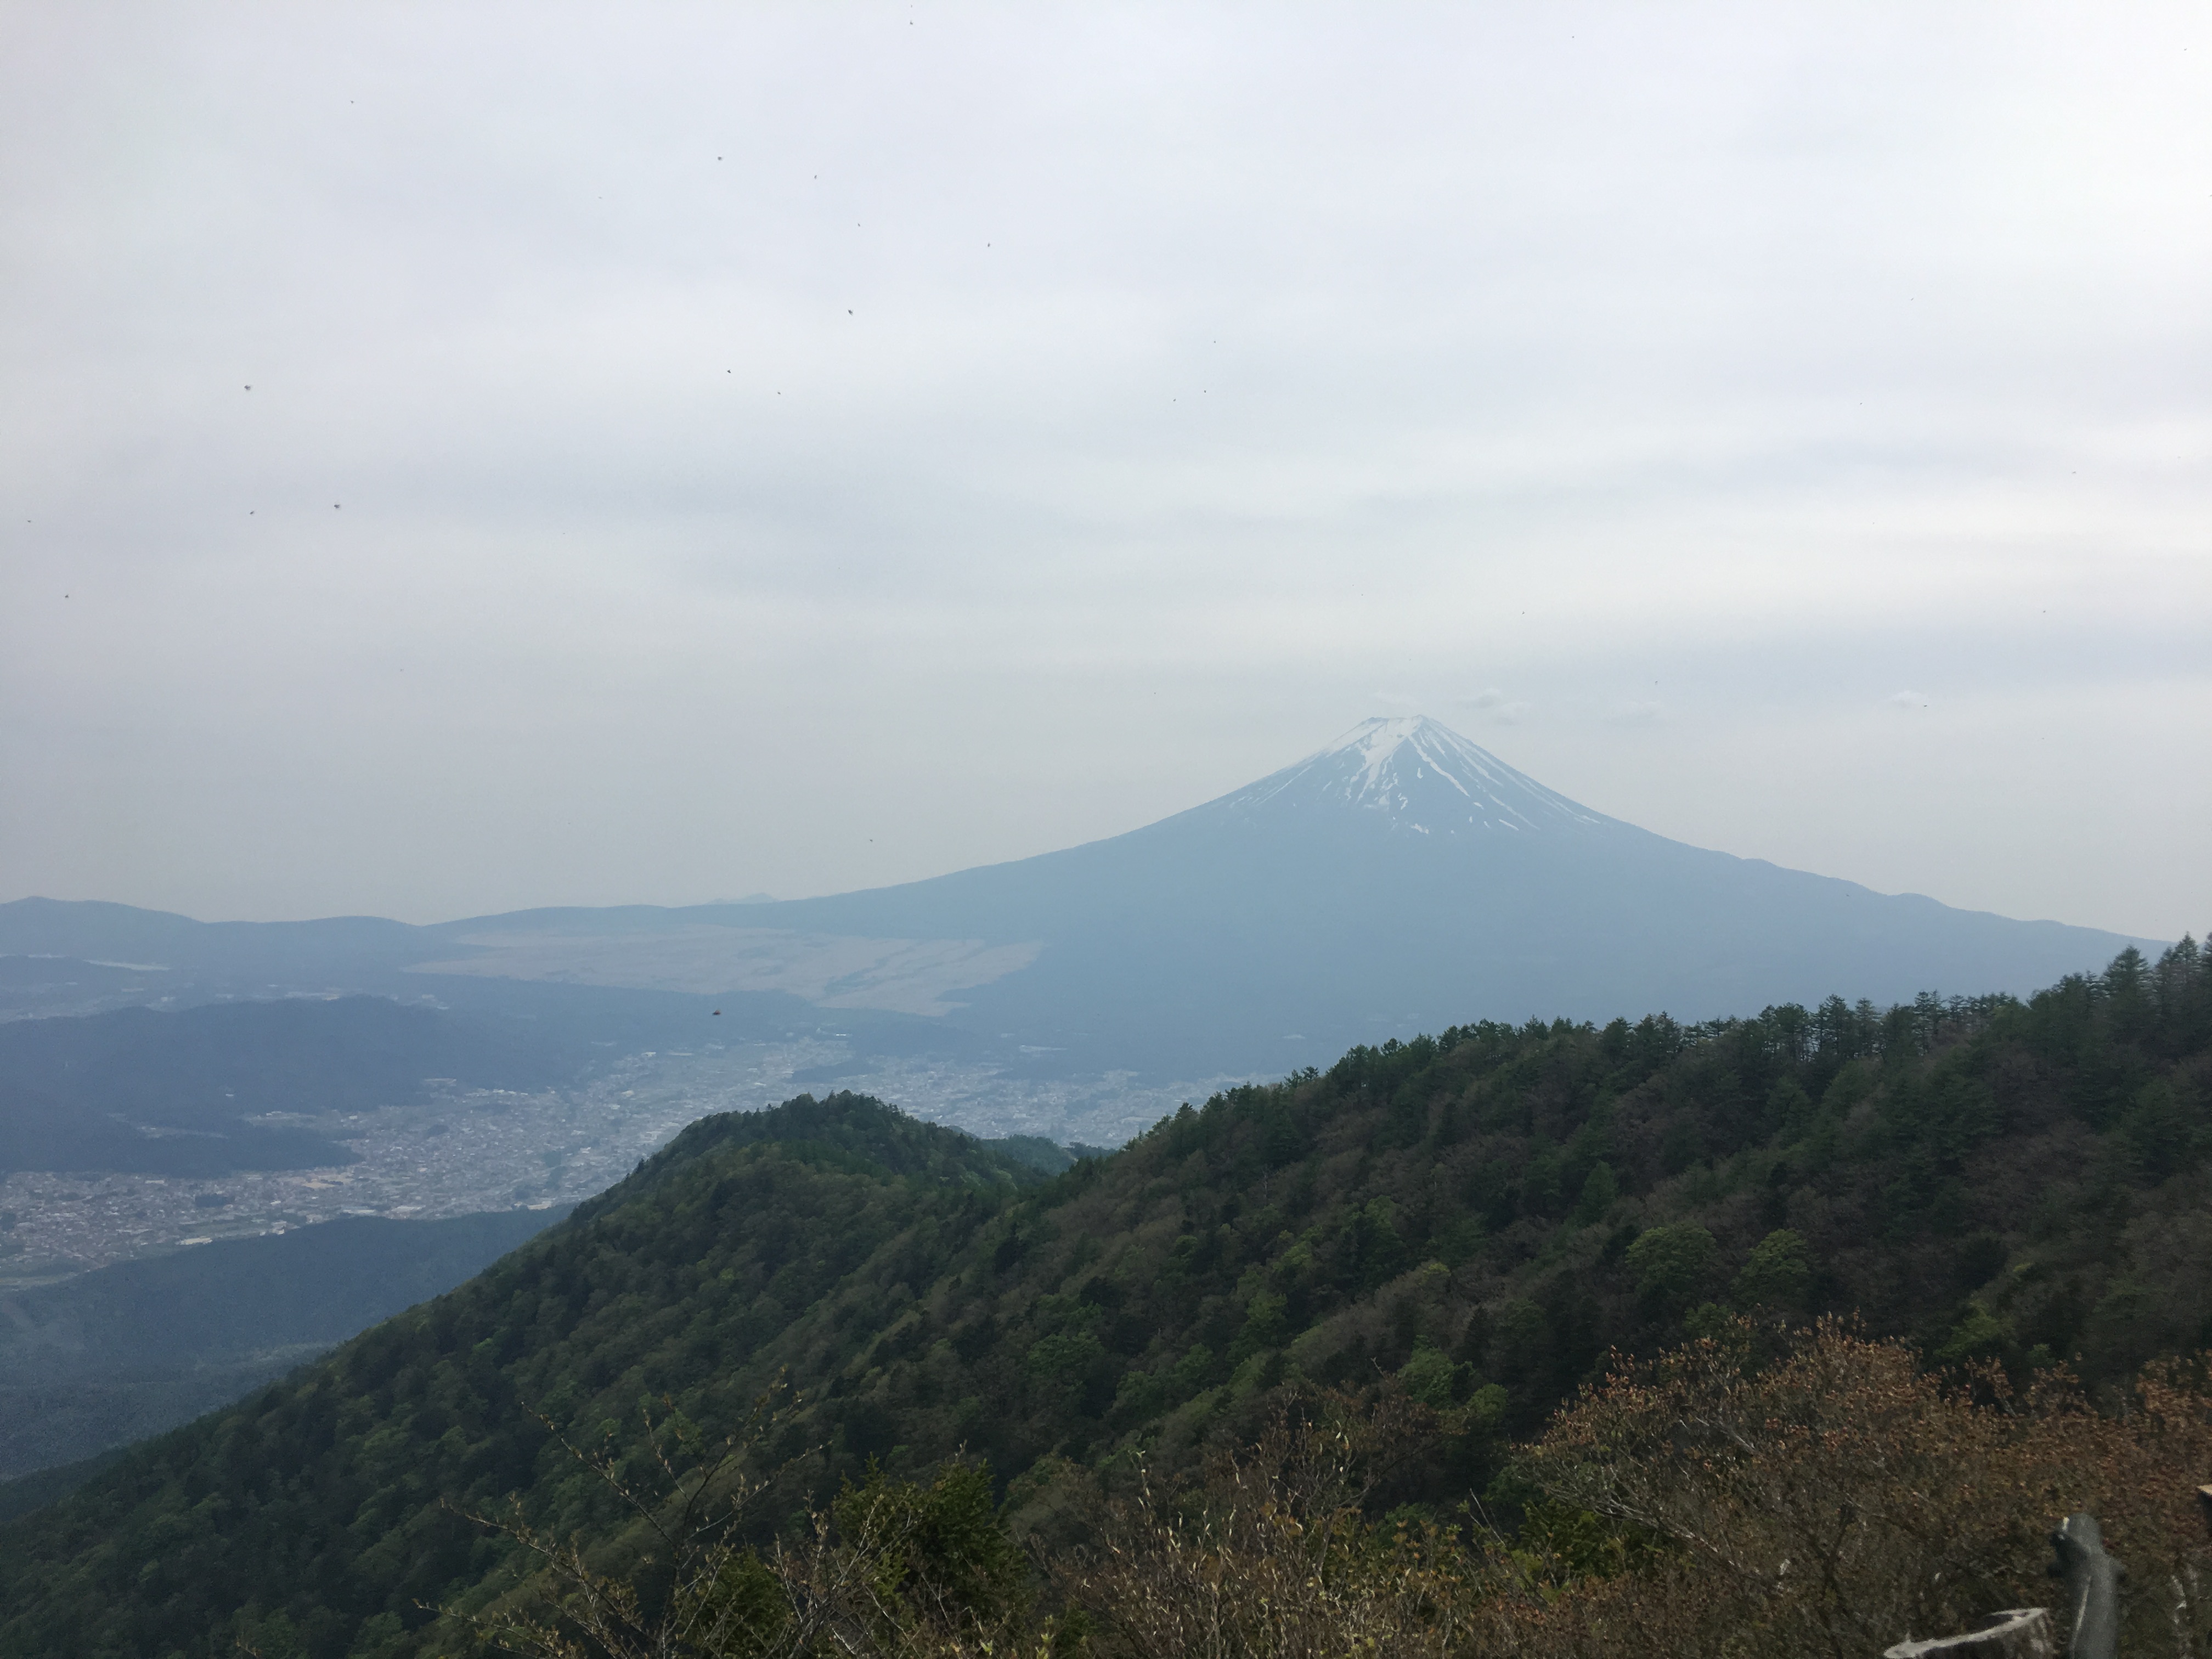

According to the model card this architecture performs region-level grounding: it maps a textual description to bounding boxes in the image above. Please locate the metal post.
[2050,1511,2122,1659]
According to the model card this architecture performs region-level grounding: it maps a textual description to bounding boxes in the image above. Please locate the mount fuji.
[692,714,2150,1073]
[1,718,2158,1081]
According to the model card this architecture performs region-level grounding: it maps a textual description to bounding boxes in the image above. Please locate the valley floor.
[0,1040,1231,1287]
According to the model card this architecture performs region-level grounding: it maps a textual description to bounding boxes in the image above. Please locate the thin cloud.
[0,4,2203,939]
[1454,688,1533,723]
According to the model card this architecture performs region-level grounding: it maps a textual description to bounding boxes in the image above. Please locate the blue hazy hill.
[656,716,2160,1074]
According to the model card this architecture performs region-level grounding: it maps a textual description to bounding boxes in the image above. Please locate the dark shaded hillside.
[0,1207,569,1483]
[0,899,431,984]
[0,941,2205,1658]
[0,996,587,1175]
[0,1105,1042,1659]
[0,953,177,1020]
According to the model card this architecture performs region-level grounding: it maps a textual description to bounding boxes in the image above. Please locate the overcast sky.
[2,2,2206,941]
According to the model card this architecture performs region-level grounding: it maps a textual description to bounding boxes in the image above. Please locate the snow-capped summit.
[1208,715,1607,837]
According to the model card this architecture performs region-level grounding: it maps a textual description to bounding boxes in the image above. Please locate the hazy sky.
[3,2,2206,940]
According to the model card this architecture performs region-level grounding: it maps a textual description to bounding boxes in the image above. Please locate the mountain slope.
[678,717,2157,1073]
[2,941,2205,1659]
[0,1098,1041,1659]
[0,1207,569,1483]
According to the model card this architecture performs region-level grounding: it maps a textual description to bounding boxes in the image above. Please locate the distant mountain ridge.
[1,718,2165,1079]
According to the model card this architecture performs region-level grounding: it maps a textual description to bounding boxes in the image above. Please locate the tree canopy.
[1,941,2207,1658]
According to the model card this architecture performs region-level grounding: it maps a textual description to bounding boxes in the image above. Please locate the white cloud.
[1454,688,1534,723]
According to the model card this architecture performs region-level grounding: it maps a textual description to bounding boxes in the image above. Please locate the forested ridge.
[1,941,2207,1658]
[0,1207,568,1489]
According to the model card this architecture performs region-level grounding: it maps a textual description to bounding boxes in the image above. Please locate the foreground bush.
[1051,1392,1475,1659]
[1485,1318,2212,1659]
[435,1324,2212,1659]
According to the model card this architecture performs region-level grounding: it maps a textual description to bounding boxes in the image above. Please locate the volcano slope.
[1,941,2207,1658]
[422,716,2159,1080]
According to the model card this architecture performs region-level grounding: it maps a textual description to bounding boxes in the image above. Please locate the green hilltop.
[1,941,2207,1658]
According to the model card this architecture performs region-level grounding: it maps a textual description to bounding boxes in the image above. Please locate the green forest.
[2,941,2209,1658]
